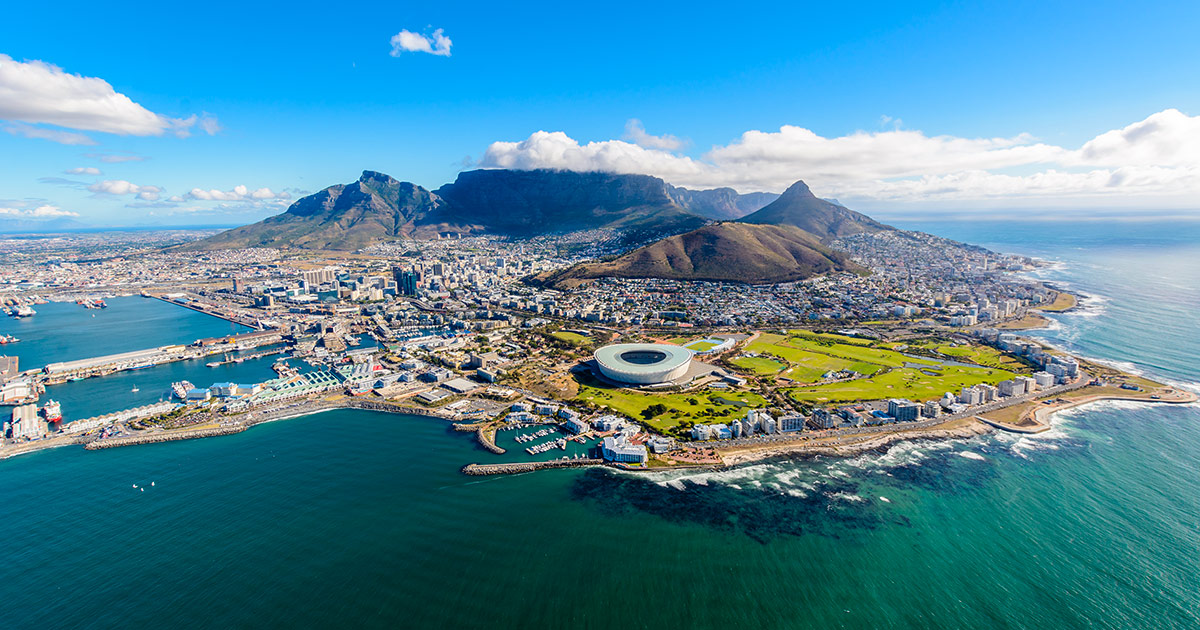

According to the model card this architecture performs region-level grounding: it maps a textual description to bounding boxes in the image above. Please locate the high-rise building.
[887,399,921,422]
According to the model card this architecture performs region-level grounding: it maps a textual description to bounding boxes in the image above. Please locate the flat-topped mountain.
[739,180,888,240]
[539,222,864,288]
[424,169,706,237]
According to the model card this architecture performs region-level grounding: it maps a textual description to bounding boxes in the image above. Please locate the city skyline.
[3,0,1200,226]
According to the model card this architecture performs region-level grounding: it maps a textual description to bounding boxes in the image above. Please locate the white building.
[602,435,648,464]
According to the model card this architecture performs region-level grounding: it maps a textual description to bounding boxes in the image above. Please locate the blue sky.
[2,0,1199,226]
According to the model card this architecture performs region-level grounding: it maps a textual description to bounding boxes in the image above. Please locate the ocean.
[1,220,1198,629]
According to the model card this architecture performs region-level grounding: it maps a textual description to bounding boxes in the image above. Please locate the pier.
[39,330,284,384]
[205,347,285,367]
[461,458,604,476]
[150,293,264,329]
[84,424,246,449]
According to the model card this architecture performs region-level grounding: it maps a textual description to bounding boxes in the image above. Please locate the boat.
[169,381,194,400]
[68,376,85,382]
[131,386,140,393]
[12,305,36,318]
[206,362,222,367]
[40,400,62,422]
[0,334,18,344]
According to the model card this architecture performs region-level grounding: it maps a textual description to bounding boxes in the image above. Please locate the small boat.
[131,386,140,393]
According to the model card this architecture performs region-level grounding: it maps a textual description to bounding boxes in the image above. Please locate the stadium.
[593,343,693,385]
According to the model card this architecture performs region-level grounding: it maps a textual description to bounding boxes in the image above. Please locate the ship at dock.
[168,381,195,400]
[0,334,18,345]
[40,400,62,422]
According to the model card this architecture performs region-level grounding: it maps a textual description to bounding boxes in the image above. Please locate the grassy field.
[573,372,767,433]
[1036,292,1077,312]
[994,312,1050,330]
[731,356,787,374]
[787,364,1016,405]
[684,339,719,352]
[550,331,591,345]
[932,343,1028,371]
[783,334,933,369]
[790,331,875,346]
[899,338,1030,372]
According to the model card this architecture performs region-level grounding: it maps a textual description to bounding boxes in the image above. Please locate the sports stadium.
[593,343,693,385]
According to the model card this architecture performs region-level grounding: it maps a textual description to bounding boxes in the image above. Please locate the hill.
[177,171,442,251]
[739,180,888,240]
[539,222,864,288]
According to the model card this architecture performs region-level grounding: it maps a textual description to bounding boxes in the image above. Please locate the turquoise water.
[0,296,248,370]
[2,221,1199,629]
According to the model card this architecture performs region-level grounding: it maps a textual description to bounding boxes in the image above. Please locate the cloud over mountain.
[480,109,1200,206]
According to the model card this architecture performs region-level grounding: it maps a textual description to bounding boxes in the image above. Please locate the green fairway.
[573,372,767,434]
[787,364,1016,405]
[731,356,787,374]
[735,332,887,382]
[783,334,933,369]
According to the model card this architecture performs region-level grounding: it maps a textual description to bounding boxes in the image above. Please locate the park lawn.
[551,331,590,345]
[787,365,1016,405]
[788,331,875,346]
[732,356,787,375]
[573,374,767,432]
[685,340,719,352]
[666,335,701,345]
[743,334,877,378]
[783,335,934,369]
[934,343,1028,371]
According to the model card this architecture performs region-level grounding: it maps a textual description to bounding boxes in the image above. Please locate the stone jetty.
[461,458,603,476]
[84,425,246,450]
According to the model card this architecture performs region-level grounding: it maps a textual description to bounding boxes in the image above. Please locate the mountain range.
[182,169,780,251]
[183,167,891,285]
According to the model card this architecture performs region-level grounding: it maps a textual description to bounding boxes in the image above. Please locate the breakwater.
[476,427,505,454]
[84,425,246,450]
[461,458,603,476]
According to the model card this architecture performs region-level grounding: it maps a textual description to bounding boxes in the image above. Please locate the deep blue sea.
[1,220,1198,629]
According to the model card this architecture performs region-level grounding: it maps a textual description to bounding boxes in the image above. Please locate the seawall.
[462,458,603,476]
[84,425,246,450]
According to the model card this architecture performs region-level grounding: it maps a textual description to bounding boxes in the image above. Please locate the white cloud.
[186,185,290,201]
[389,28,452,57]
[65,167,102,175]
[85,152,146,163]
[2,121,96,145]
[479,109,1200,207]
[0,204,79,218]
[623,119,686,151]
[88,179,163,201]
[0,54,219,140]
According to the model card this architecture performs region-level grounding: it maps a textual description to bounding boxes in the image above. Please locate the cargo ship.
[12,305,36,318]
[40,400,62,422]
